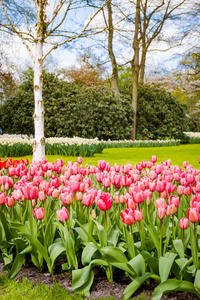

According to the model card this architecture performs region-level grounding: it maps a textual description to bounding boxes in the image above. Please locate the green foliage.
[119,78,187,140]
[0,68,133,141]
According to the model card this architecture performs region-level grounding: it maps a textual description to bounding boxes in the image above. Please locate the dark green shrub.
[0,69,133,140]
[120,81,187,140]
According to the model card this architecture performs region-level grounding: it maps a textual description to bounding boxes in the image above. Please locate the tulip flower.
[6,196,15,207]
[187,208,200,223]
[155,198,166,209]
[33,207,44,220]
[179,217,189,230]
[151,155,157,163]
[187,207,200,267]
[133,209,143,222]
[56,207,69,222]
[121,208,135,225]
[121,208,135,257]
[157,207,166,220]
[97,192,112,211]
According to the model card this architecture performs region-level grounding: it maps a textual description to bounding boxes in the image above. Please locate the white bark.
[33,39,45,161]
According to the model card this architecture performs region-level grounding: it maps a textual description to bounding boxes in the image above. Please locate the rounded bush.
[0,69,133,140]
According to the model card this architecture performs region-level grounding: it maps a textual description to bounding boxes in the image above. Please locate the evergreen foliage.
[0,69,133,140]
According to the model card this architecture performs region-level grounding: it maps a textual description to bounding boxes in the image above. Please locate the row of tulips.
[0,156,200,299]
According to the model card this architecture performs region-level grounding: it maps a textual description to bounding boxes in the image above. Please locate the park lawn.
[1,144,200,168]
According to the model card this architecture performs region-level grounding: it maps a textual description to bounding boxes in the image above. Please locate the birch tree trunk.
[130,0,140,140]
[33,1,45,161]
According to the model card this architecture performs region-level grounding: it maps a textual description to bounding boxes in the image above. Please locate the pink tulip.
[157,207,166,219]
[82,193,94,207]
[155,165,162,175]
[183,161,188,168]
[96,192,112,211]
[155,198,166,209]
[151,155,157,163]
[102,177,111,188]
[177,185,184,195]
[179,217,189,229]
[190,199,200,213]
[12,189,23,201]
[23,184,39,200]
[156,180,165,193]
[121,208,135,225]
[168,196,180,207]
[56,207,69,222]
[114,163,120,172]
[33,207,44,220]
[52,189,60,199]
[187,208,200,223]
[98,160,106,171]
[61,190,73,205]
[126,196,137,210]
[39,191,46,202]
[133,209,143,221]
[134,191,145,204]
[76,192,82,202]
[6,195,15,207]
[49,176,60,188]
[165,204,177,216]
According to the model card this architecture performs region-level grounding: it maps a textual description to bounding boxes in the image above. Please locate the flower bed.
[0,156,200,299]
[0,135,180,157]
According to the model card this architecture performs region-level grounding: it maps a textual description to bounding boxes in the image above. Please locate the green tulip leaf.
[101,246,128,264]
[123,272,160,300]
[8,245,32,279]
[127,254,146,276]
[81,242,98,266]
[194,270,200,293]
[173,239,184,258]
[152,279,200,300]
[159,256,175,282]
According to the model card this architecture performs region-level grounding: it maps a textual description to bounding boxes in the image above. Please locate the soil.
[0,261,199,300]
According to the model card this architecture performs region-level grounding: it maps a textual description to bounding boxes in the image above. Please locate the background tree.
[59,51,106,87]
[0,0,106,160]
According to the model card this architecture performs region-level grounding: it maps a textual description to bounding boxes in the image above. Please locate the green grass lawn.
[1,144,200,168]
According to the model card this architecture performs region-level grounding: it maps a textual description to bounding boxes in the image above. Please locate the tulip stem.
[87,206,90,229]
[160,220,162,257]
[182,229,185,254]
[130,224,135,257]
[79,201,82,223]
[172,215,175,240]
[30,200,33,234]
[104,211,107,246]
[41,221,45,238]
[194,223,198,267]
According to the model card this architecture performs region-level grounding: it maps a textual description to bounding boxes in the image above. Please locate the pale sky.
[0,0,199,80]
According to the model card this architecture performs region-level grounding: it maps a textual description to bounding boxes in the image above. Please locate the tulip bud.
[179,217,189,229]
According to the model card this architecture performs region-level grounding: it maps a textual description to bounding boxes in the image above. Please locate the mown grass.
[2,144,200,168]
[0,275,149,300]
